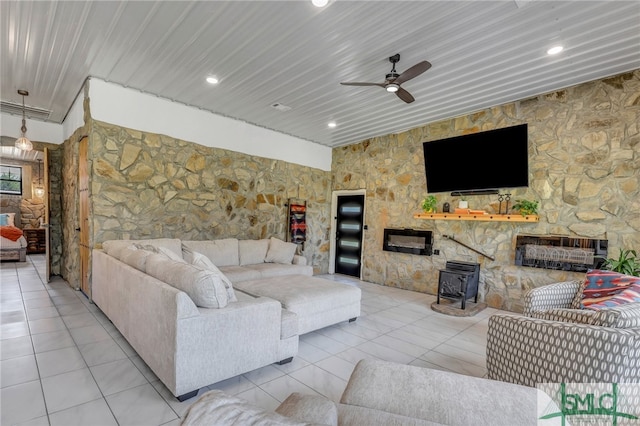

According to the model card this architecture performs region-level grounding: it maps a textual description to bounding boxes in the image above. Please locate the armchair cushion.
[530,308,600,325]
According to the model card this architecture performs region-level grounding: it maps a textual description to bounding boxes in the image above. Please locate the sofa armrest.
[523,280,581,316]
[292,255,307,266]
[487,314,640,387]
[182,390,315,425]
[276,393,337,426]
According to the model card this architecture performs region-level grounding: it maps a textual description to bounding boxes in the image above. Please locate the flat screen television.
[422,123,529,194]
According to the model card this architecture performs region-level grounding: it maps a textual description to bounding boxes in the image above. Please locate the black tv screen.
[422,124,529,194]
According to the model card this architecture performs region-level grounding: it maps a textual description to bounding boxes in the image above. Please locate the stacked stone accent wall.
[332,70,640,312]
[89,121,332,273]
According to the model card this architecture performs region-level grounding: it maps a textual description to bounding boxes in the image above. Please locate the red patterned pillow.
[585,283,640,310]
[580,269,640,308]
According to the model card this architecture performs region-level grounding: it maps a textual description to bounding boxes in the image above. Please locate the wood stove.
[437,261,480,309]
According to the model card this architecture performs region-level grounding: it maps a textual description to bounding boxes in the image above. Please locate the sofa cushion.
[135,244,186,263]
[146,254,229,309]
[218,266,262,283]
[119,246,155,272]
[239,239,269,266]
[265,237,297,264]
[580,270,639,308]
[189,251,238,302]
[182,390,316,426]
[247,263,313,279]
[183,239,239,267]
[280,309,298,340]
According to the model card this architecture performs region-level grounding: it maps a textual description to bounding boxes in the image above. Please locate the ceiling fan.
[340,54,431,104]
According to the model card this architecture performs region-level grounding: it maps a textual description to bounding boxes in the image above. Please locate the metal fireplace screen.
[383,229,432,256]
[515,235,607,272]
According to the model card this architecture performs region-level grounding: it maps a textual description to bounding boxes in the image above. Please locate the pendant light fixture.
[34,159,45,199]
[15,89,33,152]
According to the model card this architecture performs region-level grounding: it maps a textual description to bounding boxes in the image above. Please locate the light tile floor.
[1,255,502,425]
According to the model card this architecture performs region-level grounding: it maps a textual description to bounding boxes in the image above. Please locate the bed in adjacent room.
[0,213,27,262]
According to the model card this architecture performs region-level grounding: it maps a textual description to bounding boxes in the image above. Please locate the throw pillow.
[584,282,640,310]
[265,237,297,264]
[580,269,638,308]
[119,246,154,272]
[1,213,16,227]
[190,251,238,302]
[146,254,229,309]
[134,244,186,263]
[102,240,135,260]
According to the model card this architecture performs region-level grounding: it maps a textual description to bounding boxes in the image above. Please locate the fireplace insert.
[383,228,432,256]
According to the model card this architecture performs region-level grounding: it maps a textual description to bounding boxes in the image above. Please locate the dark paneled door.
[334,195,364,277]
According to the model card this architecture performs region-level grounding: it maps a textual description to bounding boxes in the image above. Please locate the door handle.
[76,227,81,232]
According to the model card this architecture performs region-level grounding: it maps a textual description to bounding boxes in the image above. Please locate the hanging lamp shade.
[34,159,45,198]
[15,90,33,152]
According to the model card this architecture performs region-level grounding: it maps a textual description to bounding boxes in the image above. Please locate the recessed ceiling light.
[206,76,219,85]
[328,122,337,128]
[312,0,328,7]
[547,45,564,55]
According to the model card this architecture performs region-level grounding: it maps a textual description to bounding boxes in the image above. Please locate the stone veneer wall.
[88,120,332,273]
[332,70,640,312]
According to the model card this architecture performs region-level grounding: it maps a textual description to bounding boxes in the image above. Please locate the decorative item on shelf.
[602,248,640,277]
[14,89,33,152]
[497,193,512,214]
[457,195,468,209]
[421,195,437,213]
[442,202,450,213]
[512,199,539,216]
[33,159,45,199]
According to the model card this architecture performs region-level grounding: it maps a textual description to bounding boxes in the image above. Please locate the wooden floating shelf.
[414,213,539,222]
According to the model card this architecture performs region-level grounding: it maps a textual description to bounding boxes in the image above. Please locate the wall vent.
[270,103,292,112]
[0,101,51,121]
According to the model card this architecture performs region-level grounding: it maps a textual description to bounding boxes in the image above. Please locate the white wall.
[89,78,333,171]
[62,90,85,141]
[0,112,64,144]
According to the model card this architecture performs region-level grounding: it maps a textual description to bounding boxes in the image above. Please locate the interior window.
[0,165,22,195]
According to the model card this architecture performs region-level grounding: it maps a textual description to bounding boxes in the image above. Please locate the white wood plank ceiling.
[1,1,639,148]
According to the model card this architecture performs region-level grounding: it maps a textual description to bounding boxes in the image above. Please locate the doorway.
[330,191,365,278]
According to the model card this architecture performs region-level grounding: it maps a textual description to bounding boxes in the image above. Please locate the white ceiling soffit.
[0,146,44,162]
[1,1,639,148]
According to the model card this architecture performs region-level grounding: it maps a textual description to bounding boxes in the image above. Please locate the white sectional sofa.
[182,359,554,425]
[91,237,361,401]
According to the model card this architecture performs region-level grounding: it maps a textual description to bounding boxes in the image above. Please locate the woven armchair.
[488,280,640,387]
[487,313,640,387]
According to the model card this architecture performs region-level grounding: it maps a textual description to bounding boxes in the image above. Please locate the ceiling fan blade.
[340,82,386,87]
[396,87,415,104]
[394,61,432,85]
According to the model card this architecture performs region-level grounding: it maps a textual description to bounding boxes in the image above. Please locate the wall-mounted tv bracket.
[450,189,500,197]
[443,235,495,261]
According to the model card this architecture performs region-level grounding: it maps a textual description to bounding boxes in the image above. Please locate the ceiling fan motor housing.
[386,72,400,81]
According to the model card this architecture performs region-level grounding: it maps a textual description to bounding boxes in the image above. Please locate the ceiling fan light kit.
[340,53,431,104]
[15,89,33,151]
